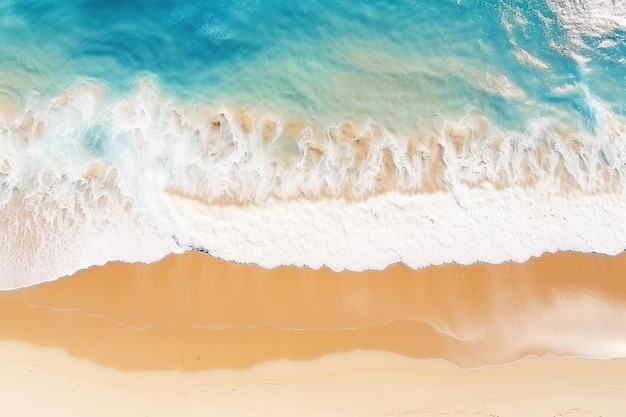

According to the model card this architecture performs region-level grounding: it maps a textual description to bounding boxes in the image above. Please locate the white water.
[1,80,626,289]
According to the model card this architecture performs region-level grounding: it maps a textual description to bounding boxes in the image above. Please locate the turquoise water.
[2,0,625,131]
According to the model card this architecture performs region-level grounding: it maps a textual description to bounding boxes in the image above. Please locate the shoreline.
[1,250,625,370]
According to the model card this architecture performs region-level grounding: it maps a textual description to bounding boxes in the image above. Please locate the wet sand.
[1,250,626,370]
[1,251,626,415]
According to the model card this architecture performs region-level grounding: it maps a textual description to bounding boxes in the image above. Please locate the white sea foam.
[513,49,550,69]
[448,59,527,100]
[546,0,626,37]
[1,79,626,289]
[538,0,626,67]
[170,188,626,272]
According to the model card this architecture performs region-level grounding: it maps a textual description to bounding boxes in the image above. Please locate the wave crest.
[2,79,625,208]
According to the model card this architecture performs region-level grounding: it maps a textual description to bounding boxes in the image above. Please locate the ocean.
[1,0,626,289]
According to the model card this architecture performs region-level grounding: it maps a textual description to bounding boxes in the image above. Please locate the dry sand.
[2,342,625,417]
[1,251,626,415]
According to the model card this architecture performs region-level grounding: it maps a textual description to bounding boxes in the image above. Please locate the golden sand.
[2,340,625,417]
[2,251,626,416]
[1,251,625,371]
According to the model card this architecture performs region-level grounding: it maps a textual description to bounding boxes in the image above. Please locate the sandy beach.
[2,340,625,417]
[1,251,626,415]
[3,1,626,415]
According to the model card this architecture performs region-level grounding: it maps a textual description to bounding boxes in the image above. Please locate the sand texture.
[1,341,625,417]
[2,251,626,370]
[1,251,626,415]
